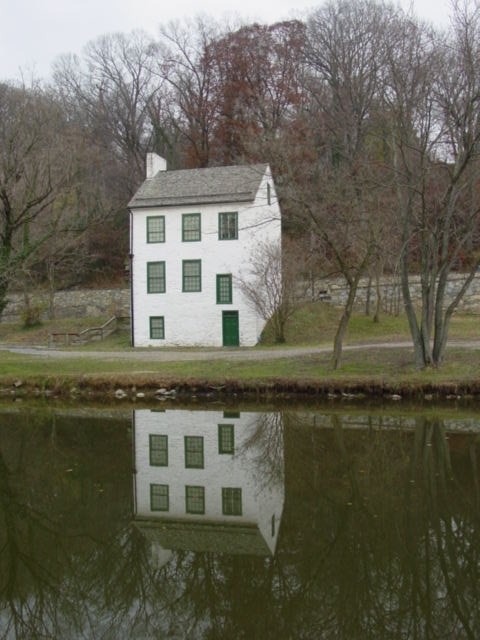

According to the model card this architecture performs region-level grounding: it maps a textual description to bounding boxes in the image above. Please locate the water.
[0,404,479,639]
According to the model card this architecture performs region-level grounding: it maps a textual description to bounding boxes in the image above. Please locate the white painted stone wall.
[130,168,281,347]
[133,409,285,555]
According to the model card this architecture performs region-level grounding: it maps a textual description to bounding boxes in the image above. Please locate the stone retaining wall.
[1,288,130,323]
[2,272,480,324]
[310,272,480,314]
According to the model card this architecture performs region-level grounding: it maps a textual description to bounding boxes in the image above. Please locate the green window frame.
[150,484,169,511]
[223,411,240,419]
[147,261,165,293]
[222,487,242,516]
[185,436,204,468]
[186,485,205,514]
[182,213,201,241]
[149,316,165,340]
[149,434,168,466]
[218,424,234,454]
[182,260,201,292]
[218,212,238,240]
[147,215,165,243]
[216,274,232,304]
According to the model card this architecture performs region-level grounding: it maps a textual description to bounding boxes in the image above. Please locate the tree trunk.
[432,268,477,365]
[46,259,56,320]
[365,275,372,316]
[400,236,427,368]
[373,264,383,323]
[0,225,13,317]
[331,278,358,370]
[0,279,8,316]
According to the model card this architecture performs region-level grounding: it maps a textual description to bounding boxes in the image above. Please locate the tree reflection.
[0,407,479,638]
[406,418,478,640]
[0,408,132,638]
[237,411,285,488]
[279,412,480,639]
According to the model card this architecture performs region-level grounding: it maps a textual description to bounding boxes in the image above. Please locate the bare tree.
[155,18,222,168]
[0,81,77,316]
[53,31,161,195]
[236,238,311,343]
[384,1,480,367]
[296,0,397,368]
[51,31,167,285]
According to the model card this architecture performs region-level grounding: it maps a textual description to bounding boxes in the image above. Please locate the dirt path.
[2,340,480,362]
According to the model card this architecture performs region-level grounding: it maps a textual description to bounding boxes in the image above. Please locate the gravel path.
[2,340,480,362]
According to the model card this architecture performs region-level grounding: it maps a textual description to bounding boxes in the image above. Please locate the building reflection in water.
[131,409,285,565]
[1,407,480,638]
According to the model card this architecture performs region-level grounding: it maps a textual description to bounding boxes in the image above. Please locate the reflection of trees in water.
[0,409,291,638]
[237,412,285,489]
[70,534,289,638]
[0,450,75,639]
[1,409,480,638]
[280,413,480,639]
[0,409,132,638]
[403,418,478,639]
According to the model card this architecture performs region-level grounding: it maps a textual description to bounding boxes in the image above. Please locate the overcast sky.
[1,0,452,82]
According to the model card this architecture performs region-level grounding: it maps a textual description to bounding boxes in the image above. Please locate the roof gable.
[128,163,269,209]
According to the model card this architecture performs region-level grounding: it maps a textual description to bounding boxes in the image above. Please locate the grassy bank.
[1,303,478,348]
[0,306,479,400]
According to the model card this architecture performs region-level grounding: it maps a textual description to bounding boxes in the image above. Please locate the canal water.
[0,403,479,639]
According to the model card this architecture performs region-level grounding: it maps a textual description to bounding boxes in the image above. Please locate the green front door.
[222,311,239,346]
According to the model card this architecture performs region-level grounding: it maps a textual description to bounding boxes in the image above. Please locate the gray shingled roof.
[128,163,268,209]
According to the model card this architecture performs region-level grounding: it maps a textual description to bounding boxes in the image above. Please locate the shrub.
[21,303,44,328]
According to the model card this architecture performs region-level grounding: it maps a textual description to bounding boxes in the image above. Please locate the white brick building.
[128,154,282,347]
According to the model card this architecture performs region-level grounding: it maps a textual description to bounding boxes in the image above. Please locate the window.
[267,182,271,205]
[222,487,242,516]
[147,216,165,243]
[223,411,240,419]
[216,274,232,304]
[182,213,201,241]
[218,212,238,240]
[150,484,169,511]
[182,260,201,292]
[147,261,165,293]
[185,436,204,468]
[149,316,165,339]
[218,424,234,454]
[149,434,168,466]
[186,485,205,514]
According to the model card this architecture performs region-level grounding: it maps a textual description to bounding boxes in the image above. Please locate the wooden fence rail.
[48,316,118,347]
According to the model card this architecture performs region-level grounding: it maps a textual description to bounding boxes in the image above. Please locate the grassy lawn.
[0,345,479,391]
[1,303,477,349]
[0,317,110,346]
[243,303,479,346]
[0,304,479,393]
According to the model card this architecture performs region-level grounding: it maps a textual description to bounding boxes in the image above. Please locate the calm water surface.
[0,404,479,639]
